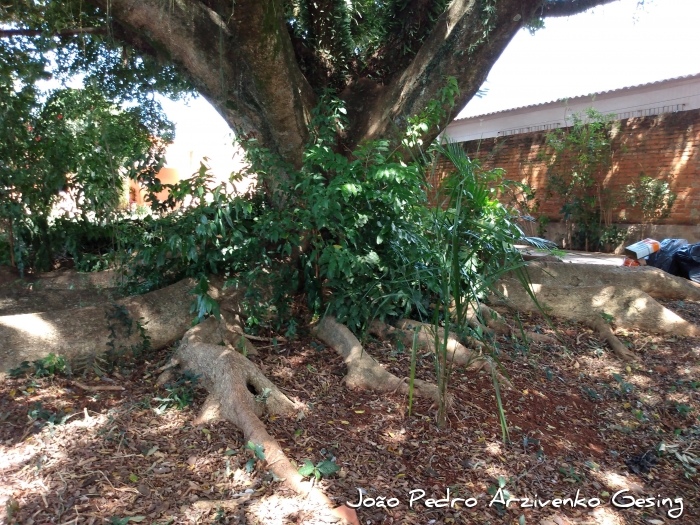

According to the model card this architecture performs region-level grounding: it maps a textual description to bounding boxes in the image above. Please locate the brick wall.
[436,108,700,225]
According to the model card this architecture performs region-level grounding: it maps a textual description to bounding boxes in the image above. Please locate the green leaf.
[316,459,340,476]
[245,458,255,473]
[298,459,315,477]
[245,441,265,460]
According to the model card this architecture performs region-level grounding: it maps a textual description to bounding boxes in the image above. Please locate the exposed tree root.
[465,303,557,345]
[370,319,485,368]
[312,316,445,405]
[523,261,700,301]
[589,316,637,362]
[0,277,246,377]
[497,279,700,361]
[170,316,356,524]
[0,265,118,290]
[369,319,514,388]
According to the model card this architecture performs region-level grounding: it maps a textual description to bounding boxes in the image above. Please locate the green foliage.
[153,371,200,412]
[612,373,634,395]
[407,327,420,417]
[113,82,533,437]
[625,173,677,225]
[298,458,340,480]
[0,1,181,273]
[675,402,693,416]
[8,353,68,378]
[558,465,584,483]
[244,441,266,473]
[27,401,72,428]
[0,81,173,272]
[525,17,546,35]
[486,475,513,512]
[543,108,619,251]
[422,139,526,431]
[599,312,615,324]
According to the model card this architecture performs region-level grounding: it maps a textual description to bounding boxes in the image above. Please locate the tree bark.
[521,261,700,302]
[0,277,242,376]
[81,0,618,174]
[89,0,316,170]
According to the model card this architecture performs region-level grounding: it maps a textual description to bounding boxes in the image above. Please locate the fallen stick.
[73,381,124,392]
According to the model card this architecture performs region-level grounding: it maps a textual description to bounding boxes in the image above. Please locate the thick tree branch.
[87,0,315,169]
[349,0,620,149]
[0,27,107,38]
[364,0,450,86]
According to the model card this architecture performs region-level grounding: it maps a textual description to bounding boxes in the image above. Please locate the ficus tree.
[10,1,699,518]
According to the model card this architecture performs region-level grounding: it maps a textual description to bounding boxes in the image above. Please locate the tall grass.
[418,139,537,435]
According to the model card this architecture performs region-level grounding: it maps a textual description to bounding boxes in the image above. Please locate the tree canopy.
[2,0,619,177]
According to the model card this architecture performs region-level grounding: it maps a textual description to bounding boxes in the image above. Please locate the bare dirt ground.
[2,301,700,525]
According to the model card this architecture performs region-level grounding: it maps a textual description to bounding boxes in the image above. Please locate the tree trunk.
[82,0,618,177]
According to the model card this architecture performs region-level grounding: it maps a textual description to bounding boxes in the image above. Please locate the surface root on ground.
[168,316,355,523]
[313,316,446,404]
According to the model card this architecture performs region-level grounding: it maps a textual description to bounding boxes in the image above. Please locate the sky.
[459,0,700,118]
[161,0,700,174]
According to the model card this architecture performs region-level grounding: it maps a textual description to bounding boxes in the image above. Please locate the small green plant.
[486,475,513,512]
[33,353,68,377]
[625,173,677,235]
[675,402,693,416]
[599,225,627,250]
[407,327,419,417]
[27,401,72,428]
[298,458,340,480]
[558,465,584,483]
[600,312,615,324]
[612,373,634,395]
[152,370,200,413]
[244,441,266,473]
[583,387,601,401]
[255,387,272,404]
[8,353,68,378]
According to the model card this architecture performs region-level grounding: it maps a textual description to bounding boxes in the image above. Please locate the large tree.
[11,2,700,522]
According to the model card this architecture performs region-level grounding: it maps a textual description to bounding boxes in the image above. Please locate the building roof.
[454,72,700,121]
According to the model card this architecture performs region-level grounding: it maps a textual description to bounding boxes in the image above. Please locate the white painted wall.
[445,73,700,143]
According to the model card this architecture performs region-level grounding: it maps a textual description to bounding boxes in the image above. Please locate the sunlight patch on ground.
[588,506,625,525]
[484,441,502,456]
[590,470,645,495]
[0,313,56,340]
[0,445,39,471]
[627,374,652,388]
[245,492,335,525]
